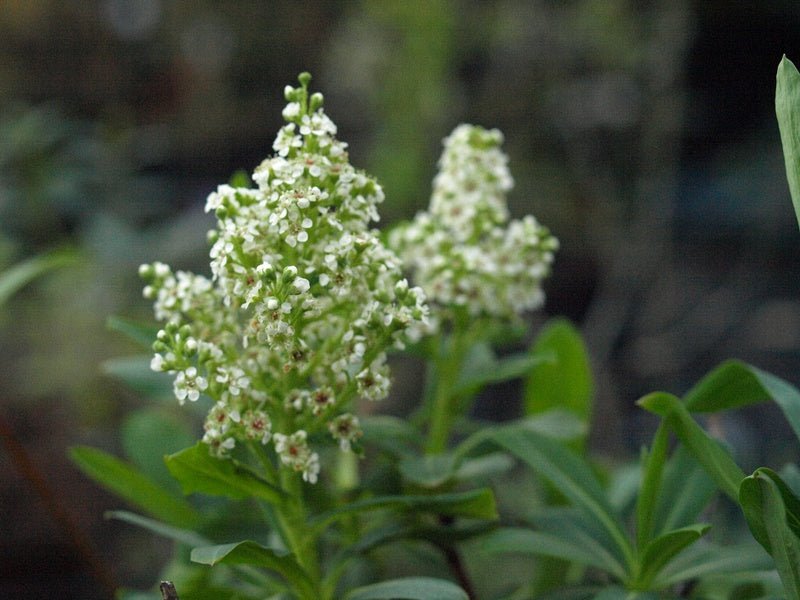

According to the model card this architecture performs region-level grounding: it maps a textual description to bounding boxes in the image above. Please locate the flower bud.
[309,92,324,112]
[281,265,298,283]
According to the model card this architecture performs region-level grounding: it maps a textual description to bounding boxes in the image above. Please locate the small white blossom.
[274,431,319,483]
[328,413,362,452]
[173,366,208,404]
[150,353,165,372]
[139,72,427,482]
[292,277,310,294]
[242,410,272,444]
[391,124,557,323]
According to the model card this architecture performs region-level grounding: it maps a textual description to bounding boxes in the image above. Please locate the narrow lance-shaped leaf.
[637,392,745,501]
[399,448,513,488]
[344,577,469,600]
[191,540,315,598]
[121,408,195,492]
[106,315,160,350]
[0,249,77,307]
[69,446,199,528]
[343,521,495,559]
[635,524,710,589]
[165,443,285,505]
[310,488,497,531]
[399,453,458,488]
[636,422,669,550]
[480,526,627,581]
[654,541,774,589]
[652,446,716,536]
[776,55,800,230]
[102,355,174,401]
[592,588,659,600]
[740,468,800,598]
[105,510,209,548]
[454,341,551,398]
[492,426,635,571]
[683,360,800,443]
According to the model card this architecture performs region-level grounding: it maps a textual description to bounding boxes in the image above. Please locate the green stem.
[425,331,470,454]
[425,369,455,454]
[276,469,324,599]
[249,442,324,600]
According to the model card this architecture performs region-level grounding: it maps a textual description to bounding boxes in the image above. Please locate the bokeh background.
[2,1,800,597]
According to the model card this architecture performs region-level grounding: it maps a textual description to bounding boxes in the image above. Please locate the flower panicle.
[139,73,428,484]
[391,123,558,324]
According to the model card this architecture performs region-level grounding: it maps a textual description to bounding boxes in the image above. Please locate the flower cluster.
[390,124,557,324]
[140,73,427,482]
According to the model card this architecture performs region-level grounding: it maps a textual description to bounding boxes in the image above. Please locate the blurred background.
[2,1,800,597]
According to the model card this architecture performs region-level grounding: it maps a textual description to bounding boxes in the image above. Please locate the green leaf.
[107,315,159,349]
[524,318,593,425]
[592,588,658,600]
[776,55,800,230]
[311,488,497,529]
[454,410,587,461]
[683,360,800,442]
[102,355,173,401]
[345,521,495,558]
[741,468,800,549]
[652,446,716,536]
[654,542,773,589]
[535,587,603,600]
[121,408,195,491]
[491,426,634,571]
[454,342,549,397]
[781,463,800,498]
[399,453,458,488]
[0,248,77,307]
[191,540,314,598]
[691,571,784,600]
[69,446,199,528]
[453,452,514,483]
[740,470,800,597]
[344,577,468,600]
[516,409,589,441]
[165,443,285,505]
[480,526,627,580]
[361,415,422,457]
[105,510,209,547]
[637,392,745,501]
[635,524,710,589]
[636,422,669,549]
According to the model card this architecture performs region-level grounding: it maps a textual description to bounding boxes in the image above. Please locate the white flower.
[273,430,319,483]
[150,353,165,372]
[292,277,310,294]
[391,124,557,323]
[173,366,208,404]
[328,413,362,452]
[140,72,428,482]
[282,102,301,119]
[242,410,272,444]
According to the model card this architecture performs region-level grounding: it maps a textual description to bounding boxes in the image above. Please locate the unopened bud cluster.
[391,124,557,323]
[141,73,427,483]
